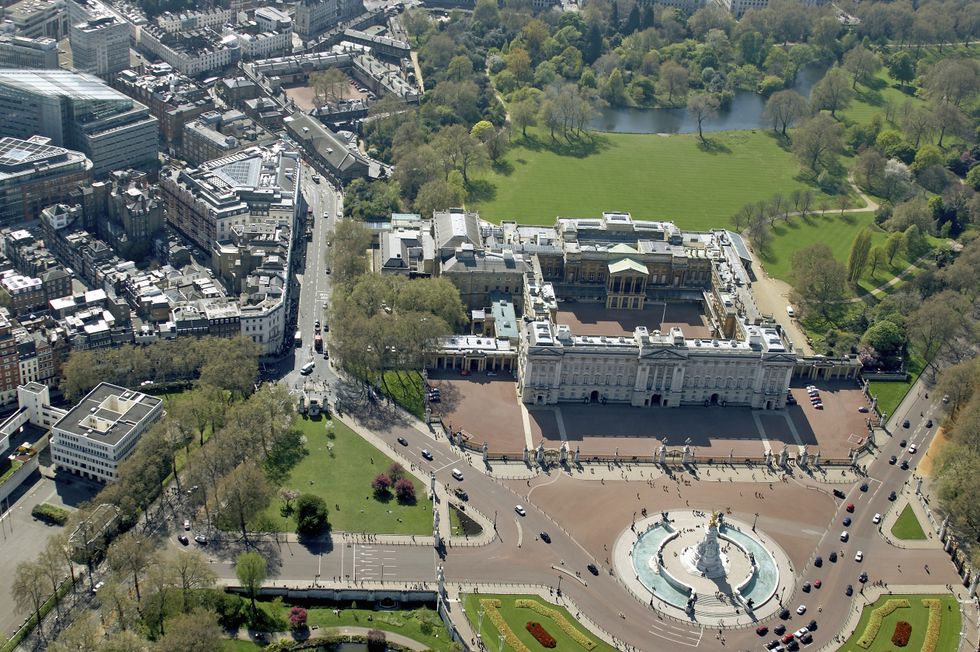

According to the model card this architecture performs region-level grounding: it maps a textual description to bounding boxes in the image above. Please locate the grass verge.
[891,503,927,541]
[257,417,430,535]
[839,593,959,652]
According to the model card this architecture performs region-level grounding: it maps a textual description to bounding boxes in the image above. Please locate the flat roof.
[54,382,162,447]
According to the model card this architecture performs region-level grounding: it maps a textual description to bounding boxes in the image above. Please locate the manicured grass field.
[463,593,618,652]
[221,640,262,651]
[839,70,926,127]
[257,417,430,535]
[304,605,454,650]
[839,593,960,652]
[470,130,847,230]
[378,370,427,419]
[891,503,928,540]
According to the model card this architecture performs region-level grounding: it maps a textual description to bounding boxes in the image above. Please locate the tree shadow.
[491,159,514,176]
[696,138,732,154]
[764,130,793,152]
[771,223,789,237]
[865,76,888,91]
[855,87,884,107]
[466,178,497,203]
[519,131,611,158]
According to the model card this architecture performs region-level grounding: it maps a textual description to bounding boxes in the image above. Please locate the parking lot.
[554,301,712,339]
[426,370,527,454]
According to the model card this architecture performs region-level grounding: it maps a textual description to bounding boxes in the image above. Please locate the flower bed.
[526,622,557,648]
[516,598,598,650]
[891,621,911,646]
[857,599,910,648]
[921,598,942,652]
[480,599,530,652]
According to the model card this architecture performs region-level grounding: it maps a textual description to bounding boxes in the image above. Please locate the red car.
[846,503,855,513]
[756,626,769,636]
[814,580,822,589]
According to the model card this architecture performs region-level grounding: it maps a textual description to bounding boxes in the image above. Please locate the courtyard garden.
[257,417,430,535]
[891,504,928,541]
[839,593,960,652]
[463,593,618,652]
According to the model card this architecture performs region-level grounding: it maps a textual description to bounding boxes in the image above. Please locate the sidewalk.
[878,483,942,551]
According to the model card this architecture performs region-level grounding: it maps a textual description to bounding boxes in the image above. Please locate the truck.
[294,331,302,348]
[314,334,323,353]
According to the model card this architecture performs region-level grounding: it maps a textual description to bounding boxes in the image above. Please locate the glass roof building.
[0,69,159,177]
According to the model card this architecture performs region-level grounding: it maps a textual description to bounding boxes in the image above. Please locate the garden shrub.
[480,599,530,652]
[516,598,598,650]
[921,598,942,652]
[857,599,910,648]
[31,503,69,525]
[526,622,557,648]
[891,621,911,646]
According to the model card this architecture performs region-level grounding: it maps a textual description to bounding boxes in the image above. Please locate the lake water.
[589,65,826,134]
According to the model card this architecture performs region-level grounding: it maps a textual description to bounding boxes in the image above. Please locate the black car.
[888,490,897,501]
[787,640,799,651]
[814,556,822,567]
[454,488,469,501]
[859,571,869,583]
[900,460,909,470]
[540,532,551,543]
[177,534,189,545]
[833,489,846,499]
[903,419,910,428]
[829,551,838,563]
[845,584,853,596]
[767,641,781,650]
[860,483,869,492]
[421,449,434,460]
[843,516,851,526]
[802,582,811,592]
[899,439,907,447]
[397,437,408,446]
[808,619,818,630]
[889,455,897,464]
[926,419,933,427]
[773,624,786,635]
[587,564,599,576]
[779,608,791,620]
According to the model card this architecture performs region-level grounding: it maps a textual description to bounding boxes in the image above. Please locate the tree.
[867,246,886,279]
[472,121,508,162]
[217,461,273,542]
[394,478,416,504]
[686,92,720,144]
[843,45,881,89]
[414,179,465,222]
[163,549,216,613]
[37,541,67,621]
[922,58,979,107]
[887,51,916,87]
[854,148,887,193]
[155,608,224,652]
[657,61,689,105]
[12,561,46,643]
[50,614,101,652]
[198,337,258,399]
[295,493,329,536]
[289,606,309,630]
[372,473,392,496]
[901,106,934,149]
[937,358,979,416]
[792,114,844,173]
[731,203,754,232]
[931,101,968,148]
[884,232,904,265]
[368,629,387,652]
[235,552,267,616]
[790,243,848,323]
[279,488,300,515]
[328,220,372,288]
[510,97,539,137]
[762,89,807,136]
[107,532,152,602]
[908,291,975,376]
[846,229,873,283]
[433,124,487,184]
[810,67,853,118]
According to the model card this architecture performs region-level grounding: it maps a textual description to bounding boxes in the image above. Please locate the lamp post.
[557,574,563,596]
[477,608,485,637]
[494,510,498,531]
[753,512,759,532]
[498,632,505,652]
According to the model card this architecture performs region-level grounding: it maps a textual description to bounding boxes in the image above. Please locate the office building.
[0,69,159,177]
[0,34,59,69]
[293,0,365,42]
[69,7,130,78]
[113,65,214,147]
[0,135,92,227]
[3,0,68,40]
[50,382,163,482]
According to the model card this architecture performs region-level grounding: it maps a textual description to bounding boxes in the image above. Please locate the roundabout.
[616,510,794,627]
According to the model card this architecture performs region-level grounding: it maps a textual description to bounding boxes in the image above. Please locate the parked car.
[814,556,822,567]
[855,550,864,562]
[889,455,897,464]
[194,534,208,545]
[756,626,769,636]
[540,532,551,543]
[903,419,910,428]
[846,503,855,513]
[873,513,882,524]
[859,571,868,583]
[843,516,851,526]
[889,491,897,501]
[900,459,909,470]
[515,505,526,516]
[829,552,838,563]
[797,605,807,615]
[802,582,811,592]
[177,534,189,545]
[814,580,821,589]
[926,419,933,428]
[899,439,907,447]
[773,624,786,635]
[833,489,846,499]
[183,519,191,530]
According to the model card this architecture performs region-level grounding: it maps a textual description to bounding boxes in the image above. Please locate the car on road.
[908,443,918,454]
[846,503,855,513]
[587,563,599,575]
[421,449,433,460]
[845,584,853,596]
[840,531,849,542]
[773,624,786,635]
[451,468,464,481]
[926,419,933,428]
[900,459,909,470]
[903,419,910,428]
[899,439,907,447]
[397,437,408,446]
[183,519,191,530]
[756,626,768,636]
[92,581,105,594]
[177,534,189,545]
[779,609,791,620]
[797,605,807,615]
[873,513,882,524]
[833,489,846,499]
[843,516,851,526]
[454,488,468,501]
[855,550,864,562]
[858,406,869,413]
[814,556,822,567]
[889,455,897,464]
[888,490,897,501]
[829,551,838,562]
[943,394,950,403]
[859,571,868,583]
[314,320,320,331]
[540,532,551,543]
[194,534,208,545]
[802,582,811,592]
[515,505,526,516]
[814,580,821,589]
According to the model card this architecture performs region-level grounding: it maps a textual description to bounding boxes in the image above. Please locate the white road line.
[515,517,523,547]
[352,544,356,583]
[751,411,770,451]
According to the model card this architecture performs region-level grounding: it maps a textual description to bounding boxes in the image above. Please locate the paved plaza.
[554,301,712,339]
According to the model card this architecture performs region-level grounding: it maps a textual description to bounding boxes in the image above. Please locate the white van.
[300,361,315,375]
[451,468,464,481]
[840,531,849,542]
[786,305,795,318]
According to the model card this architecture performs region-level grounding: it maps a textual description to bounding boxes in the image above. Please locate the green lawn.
[869,352,925,418]
[470,130,848,230]
[463,593,618,652]
[377,370,427,419]
[891,503,927,540]
[257,418,431,535]
[839,594,960,652]
[839,70,926,127]
[304,605,454,650]
[221,640,263,651]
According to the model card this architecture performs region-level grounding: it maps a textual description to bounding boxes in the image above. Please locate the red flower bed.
[526,622,557,648]
[892,621,912,647]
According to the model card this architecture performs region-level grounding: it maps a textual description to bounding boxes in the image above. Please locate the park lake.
[589,64,826,134]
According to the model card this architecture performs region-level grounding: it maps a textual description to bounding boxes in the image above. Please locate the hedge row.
[857,599,910,648]
[891,621,911,646]
[480,599,529,652]
[515,598,598,650]
[526,622,556,648]
[31,503,69,526]
[921,598,943,652]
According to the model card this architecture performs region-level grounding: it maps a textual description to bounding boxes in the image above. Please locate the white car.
[796,605,806,615]
[873,513,882,524]
[515,505,526,516]
[908,444,918,454]
[855,550,864,562]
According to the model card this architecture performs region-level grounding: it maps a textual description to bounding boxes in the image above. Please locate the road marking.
[751,411,770,451]
[515,517,523,547]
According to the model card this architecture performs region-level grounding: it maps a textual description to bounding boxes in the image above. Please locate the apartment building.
[0,135,93,227]
[0,34,59,68]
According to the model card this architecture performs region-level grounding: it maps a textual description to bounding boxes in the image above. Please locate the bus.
[314,334,323,353]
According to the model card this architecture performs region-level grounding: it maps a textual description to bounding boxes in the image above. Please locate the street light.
[494,510,498,531]
[557,574,562,596]
[753,512,759,532]
[477,608,485,636]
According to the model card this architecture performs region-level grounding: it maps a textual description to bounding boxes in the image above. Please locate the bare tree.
[107,532,152,602]
[687,92,720,144]
[12,561,47,643]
